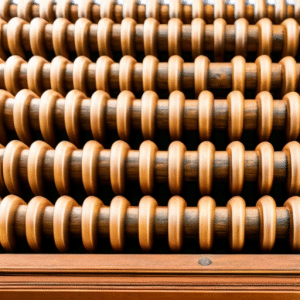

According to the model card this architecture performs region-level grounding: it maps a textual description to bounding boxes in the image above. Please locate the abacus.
[1,0,300,299]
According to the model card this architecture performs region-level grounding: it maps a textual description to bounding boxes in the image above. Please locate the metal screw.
[198,257,212,266]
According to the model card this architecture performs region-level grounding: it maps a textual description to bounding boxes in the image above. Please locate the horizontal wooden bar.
[0,254,299,299]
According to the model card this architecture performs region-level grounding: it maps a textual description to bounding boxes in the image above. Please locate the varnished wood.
[1,55,299,96]
[0,17,299,60]
[0,89,299,146]
[0,194,296,253]
[0,1,296,24]
[1,254,300,299]
[0,139,298,196]
[0,1,298,297]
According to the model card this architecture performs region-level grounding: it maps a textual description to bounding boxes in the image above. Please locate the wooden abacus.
[1,0,300,299]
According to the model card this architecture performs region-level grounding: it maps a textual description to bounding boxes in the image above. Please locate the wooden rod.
[1,55,298,96]
[0,89,296,147]
[2,1,296,24]
[0,17,298,61]
[0,139,298,197]
[2,194,295,253]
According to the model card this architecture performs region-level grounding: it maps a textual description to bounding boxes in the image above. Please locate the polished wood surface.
[0,139,298,196]
[0,0,299,297]
[0,17,298,60]
[1,89,299,145]
[1,55,299,96]
[0,0,298,24]
[0,254,300,299]
[1,194,299,253]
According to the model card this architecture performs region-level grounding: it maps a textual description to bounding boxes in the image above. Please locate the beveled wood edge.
[0,254,300,274]
[1,254,300,298]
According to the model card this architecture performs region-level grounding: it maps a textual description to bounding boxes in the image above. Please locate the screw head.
[198,257,212,266]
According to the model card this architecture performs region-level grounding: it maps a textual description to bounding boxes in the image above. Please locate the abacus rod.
[2,95,286,131]
[0,90,292,147]
[0,18,296,59]
[9,0,296,5]
[13,203,289,239]
[3,194,296,252]
[0,55,295,95]
[3,1,297,24]
[0,142,288,183]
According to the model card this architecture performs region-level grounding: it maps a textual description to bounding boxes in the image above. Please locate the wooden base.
[0,254,299,299]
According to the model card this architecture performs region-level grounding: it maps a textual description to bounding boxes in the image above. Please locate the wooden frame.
[0,254,299,299]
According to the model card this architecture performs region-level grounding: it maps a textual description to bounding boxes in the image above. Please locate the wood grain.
[1,89,298,146]
[1,17,299,60]
[0,1,296,24]
[0,194,296,252]
[1,55,299,96]
[0,140,294,196]
[0,254,300,299]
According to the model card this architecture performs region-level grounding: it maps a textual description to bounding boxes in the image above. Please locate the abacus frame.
[0,254,299,299]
